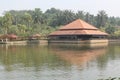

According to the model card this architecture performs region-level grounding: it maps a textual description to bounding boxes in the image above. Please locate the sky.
[0,0,120,17]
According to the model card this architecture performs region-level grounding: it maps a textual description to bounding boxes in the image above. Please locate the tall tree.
[32,8,43,24]
[76,11,85,20]
[85,12,91,23]
[96,10,108,28]
[61,10,76,25]
[50,10,76,26]
[2,12,12,34]
[23,12,32,28]
[0,17,2,27]
[45,8,62,25]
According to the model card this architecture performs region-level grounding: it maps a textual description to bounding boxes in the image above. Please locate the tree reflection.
[0,44,69,71]
[0,43,119,73]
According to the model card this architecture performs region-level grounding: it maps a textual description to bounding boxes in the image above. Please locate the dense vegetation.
[0,8,120,38]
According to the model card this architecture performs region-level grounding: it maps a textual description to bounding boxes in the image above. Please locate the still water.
[0,43,120,80]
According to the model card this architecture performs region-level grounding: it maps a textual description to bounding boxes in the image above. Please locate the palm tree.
[96,10,108,27]
[33,8,43,24]
[76,11,85,20]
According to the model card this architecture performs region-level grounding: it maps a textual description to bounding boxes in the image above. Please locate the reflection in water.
[0,45,69,72]
[0,44,108,71]
[0,44,120,80]
[49,44,107,68]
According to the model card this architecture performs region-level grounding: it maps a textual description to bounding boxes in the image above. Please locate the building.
[48,19,108,44]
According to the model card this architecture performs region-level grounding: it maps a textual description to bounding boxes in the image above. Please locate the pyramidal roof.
[49,19,108,36]
[60,19,98,30]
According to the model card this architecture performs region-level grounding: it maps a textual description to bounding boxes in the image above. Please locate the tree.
[76,11,85,20]
[105,25,115,34]
[1,8,120,38]
[0,17,2,27]
[2,12,12,34]
[108,17,117,26]
[17,24,27,35]
[62,10,76,25]
[8,25,18,34]
[50,10,76,26]
[45,8,62,26]
[23,12,32,28]
[96,10,108,28]
[32,8,43,24]
[114,29,120,38]
[85,12,91,23]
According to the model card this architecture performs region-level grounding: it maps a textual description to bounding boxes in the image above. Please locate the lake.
[0,43,119,80]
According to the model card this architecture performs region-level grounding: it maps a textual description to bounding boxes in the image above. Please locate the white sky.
[0,0,120,17]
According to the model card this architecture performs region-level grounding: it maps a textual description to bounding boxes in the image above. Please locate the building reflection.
[49,44,107,68]
[0,44,108,71]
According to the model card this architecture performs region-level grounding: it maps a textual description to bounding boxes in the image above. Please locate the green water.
[0,43,120,80]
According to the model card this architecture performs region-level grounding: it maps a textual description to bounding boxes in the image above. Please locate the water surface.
[0,43,119,80]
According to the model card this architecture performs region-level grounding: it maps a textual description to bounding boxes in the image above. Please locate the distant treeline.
[0,8,120,38]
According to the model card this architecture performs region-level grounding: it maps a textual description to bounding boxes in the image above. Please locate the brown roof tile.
[49,30,108,36]
[60,19,98,30]
[49,19,108,36]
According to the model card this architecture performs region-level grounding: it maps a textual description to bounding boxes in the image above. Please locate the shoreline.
[0,39,119,45]
[0,39,48,45]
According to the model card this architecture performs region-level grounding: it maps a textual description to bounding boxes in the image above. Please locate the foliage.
[105,25,116,34]
[0,8,120,38]
[96,10,108,27]
[2,12,12,34]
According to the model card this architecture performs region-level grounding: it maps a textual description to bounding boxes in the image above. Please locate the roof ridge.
[79,19,85,29]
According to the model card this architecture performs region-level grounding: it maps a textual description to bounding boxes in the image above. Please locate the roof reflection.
[49,44,107,67]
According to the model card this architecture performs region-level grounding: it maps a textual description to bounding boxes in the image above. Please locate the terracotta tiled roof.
[59,19,98,30]
[49,19,108,36]
[49,30,108,36]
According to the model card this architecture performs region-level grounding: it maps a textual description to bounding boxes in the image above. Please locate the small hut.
[8,34,18,40]
[48,19,108,43]
[0,34,18,41]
